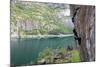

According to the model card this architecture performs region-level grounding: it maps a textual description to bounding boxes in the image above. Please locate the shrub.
[37,48,80,64]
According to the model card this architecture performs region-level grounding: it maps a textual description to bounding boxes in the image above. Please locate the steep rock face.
[70,5,95,61]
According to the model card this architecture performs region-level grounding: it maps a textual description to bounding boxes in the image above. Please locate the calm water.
[11,36,76,66]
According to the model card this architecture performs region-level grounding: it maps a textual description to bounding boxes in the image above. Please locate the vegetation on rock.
[11,1,73,37]
[37,48,80,64]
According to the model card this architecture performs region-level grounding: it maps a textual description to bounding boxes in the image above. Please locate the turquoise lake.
[11,36,76,66]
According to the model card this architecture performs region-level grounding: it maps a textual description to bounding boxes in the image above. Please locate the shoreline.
[11,34,74,38]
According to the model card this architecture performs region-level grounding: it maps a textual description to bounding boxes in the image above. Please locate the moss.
[70,50,80,62]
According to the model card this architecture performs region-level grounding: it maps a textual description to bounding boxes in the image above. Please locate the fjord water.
[11,36,76,66]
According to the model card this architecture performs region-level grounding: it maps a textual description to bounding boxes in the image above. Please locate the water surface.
[11,36,76,66]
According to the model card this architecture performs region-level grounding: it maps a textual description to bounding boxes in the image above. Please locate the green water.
[11,36,76,66]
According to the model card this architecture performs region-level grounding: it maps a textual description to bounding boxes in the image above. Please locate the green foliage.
[58,48,67,55]
[70,50,81,62]
[11,2,73,36]
[38,48,54,64]
[38,48,53,59]
[37,48,80,64]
